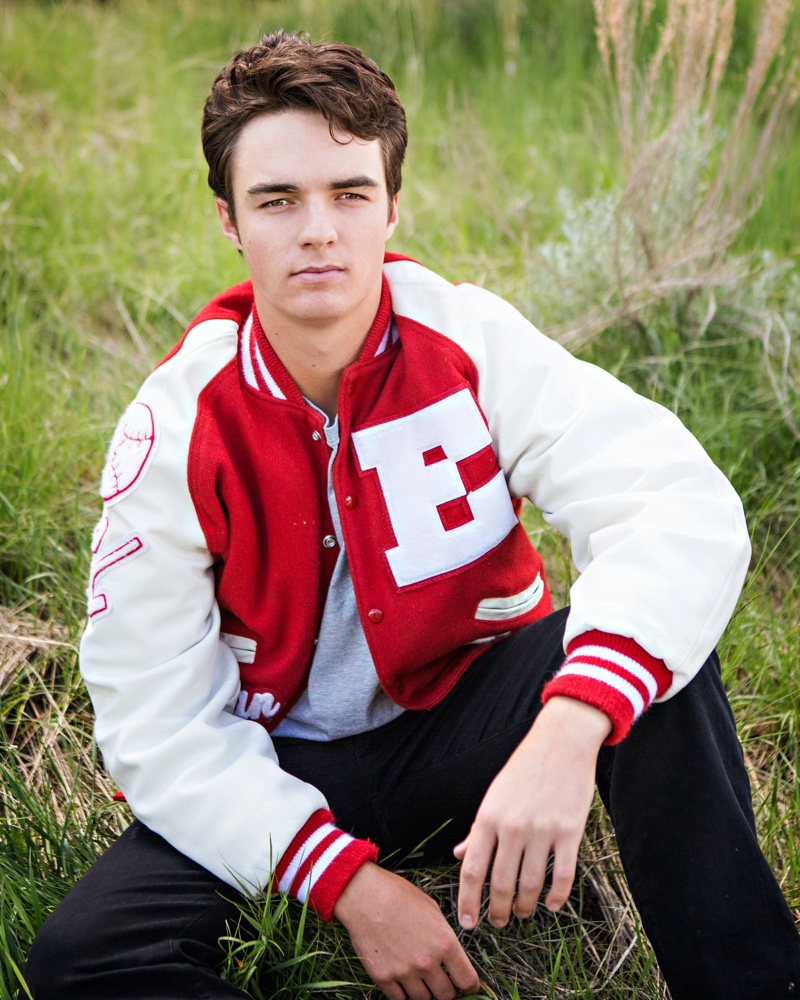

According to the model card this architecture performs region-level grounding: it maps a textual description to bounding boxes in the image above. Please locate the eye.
[339,191,367,201]
[259,198,291,209]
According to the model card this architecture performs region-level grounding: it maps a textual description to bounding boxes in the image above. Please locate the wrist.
[535,695,612,751]
[332,859,380,924]
[539,695,612,743]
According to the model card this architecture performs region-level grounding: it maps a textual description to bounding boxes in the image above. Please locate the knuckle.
[477,810,502,833]
[520,869,545,890]
[553,861,576,883]
[461,862,485,884]
[371,967,392,988]
[440,936,457,959]
[515,881,538,900]
[438,926,458,948]
[416,952,436,973]
[490,877,514,896]
[541,815,566,835]
[559,820,582,840]
[529,820,550,840]
[502,817,526,839]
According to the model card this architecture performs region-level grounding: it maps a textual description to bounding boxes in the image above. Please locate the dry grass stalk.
[533,1,800,440]
[499,0,522,75]
[560,0,799,357]
[0,605,117,828]
[0,605,72,697]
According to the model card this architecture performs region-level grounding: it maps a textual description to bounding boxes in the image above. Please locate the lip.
[291,265,345,283]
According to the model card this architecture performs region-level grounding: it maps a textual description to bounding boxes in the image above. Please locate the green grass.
[1,0,799,996]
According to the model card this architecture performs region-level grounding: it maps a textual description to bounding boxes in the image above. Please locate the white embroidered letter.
[234,691,282,721]
[352,388,517,586]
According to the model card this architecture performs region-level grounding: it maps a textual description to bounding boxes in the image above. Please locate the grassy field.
[1,0,799,996]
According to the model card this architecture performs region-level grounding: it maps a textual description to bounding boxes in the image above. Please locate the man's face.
[217,110,399,335]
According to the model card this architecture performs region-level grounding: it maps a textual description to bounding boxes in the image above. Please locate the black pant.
[25,610,800,998]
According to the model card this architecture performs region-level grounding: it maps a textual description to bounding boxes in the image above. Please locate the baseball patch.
[101,401,157,504]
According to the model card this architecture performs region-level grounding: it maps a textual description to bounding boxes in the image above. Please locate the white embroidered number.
[352,389,517,586]
[87,400,156,618]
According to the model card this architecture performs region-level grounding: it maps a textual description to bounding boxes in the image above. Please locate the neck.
[258,317,362,421]
[254,286,382,421]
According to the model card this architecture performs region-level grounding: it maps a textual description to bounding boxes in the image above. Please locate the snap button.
[344,495,358,510]
[787,982,796,996]
[322,535,337,549]
[367,608,383,624]
[312,430,322,442]
[347,382,355,397]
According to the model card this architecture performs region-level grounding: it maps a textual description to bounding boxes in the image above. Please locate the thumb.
[453,837,469,860]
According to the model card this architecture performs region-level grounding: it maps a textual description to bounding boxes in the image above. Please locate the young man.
[26,31,800,1000]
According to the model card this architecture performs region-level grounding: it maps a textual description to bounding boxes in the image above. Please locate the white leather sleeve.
[389,263,751,698]
[80,318,326,894]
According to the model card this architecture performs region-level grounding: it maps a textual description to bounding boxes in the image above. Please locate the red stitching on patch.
[88,534,145,618]
[457,444,499,492]
[423,445,447,466]
[101,402,156,503]
[91,516,109,555]
[437,495,474,531]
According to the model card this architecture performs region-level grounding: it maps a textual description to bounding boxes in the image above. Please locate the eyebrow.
[245,176,380,198]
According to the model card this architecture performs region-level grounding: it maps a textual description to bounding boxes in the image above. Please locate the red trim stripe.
[275,809,378,921]
[542,631,672,744]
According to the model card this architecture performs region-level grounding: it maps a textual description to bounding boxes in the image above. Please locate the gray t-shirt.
[272,409,405,741]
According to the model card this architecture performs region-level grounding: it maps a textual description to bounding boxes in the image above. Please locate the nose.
[298,199,337,249]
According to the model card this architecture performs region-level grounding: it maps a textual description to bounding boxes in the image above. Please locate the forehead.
[231,110,386,192]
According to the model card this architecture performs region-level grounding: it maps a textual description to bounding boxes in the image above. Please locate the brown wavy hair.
[202,30,407,223]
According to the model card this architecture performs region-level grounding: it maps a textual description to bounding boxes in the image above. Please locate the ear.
[216,198,243,251]
[385,193,400,241]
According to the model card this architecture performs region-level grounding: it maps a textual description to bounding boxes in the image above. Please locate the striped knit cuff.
[541,630,673,745]
[275,809,378,921]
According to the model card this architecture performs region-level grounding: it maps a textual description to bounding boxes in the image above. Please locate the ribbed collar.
[240,276,395,402]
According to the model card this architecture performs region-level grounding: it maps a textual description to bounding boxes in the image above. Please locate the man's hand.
[454,696,612,930]
[333,862,481,1000]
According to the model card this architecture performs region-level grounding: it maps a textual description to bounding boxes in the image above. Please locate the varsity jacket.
[80,254,750,918]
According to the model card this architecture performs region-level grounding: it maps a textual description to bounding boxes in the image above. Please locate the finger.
[452,837,468,860]
[402,980,433,1000]
[512,842,549,919]
[457,827,496,930]
[442,939,482,995]
[487,838,525,927]
[423,965,459,1000]
[545,834,580,912]
[378,980,407,1000]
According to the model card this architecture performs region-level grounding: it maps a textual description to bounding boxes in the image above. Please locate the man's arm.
[387,264,751,706]
[378,262,750,952]
[81,320,364,911]
[442,285,744,926]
